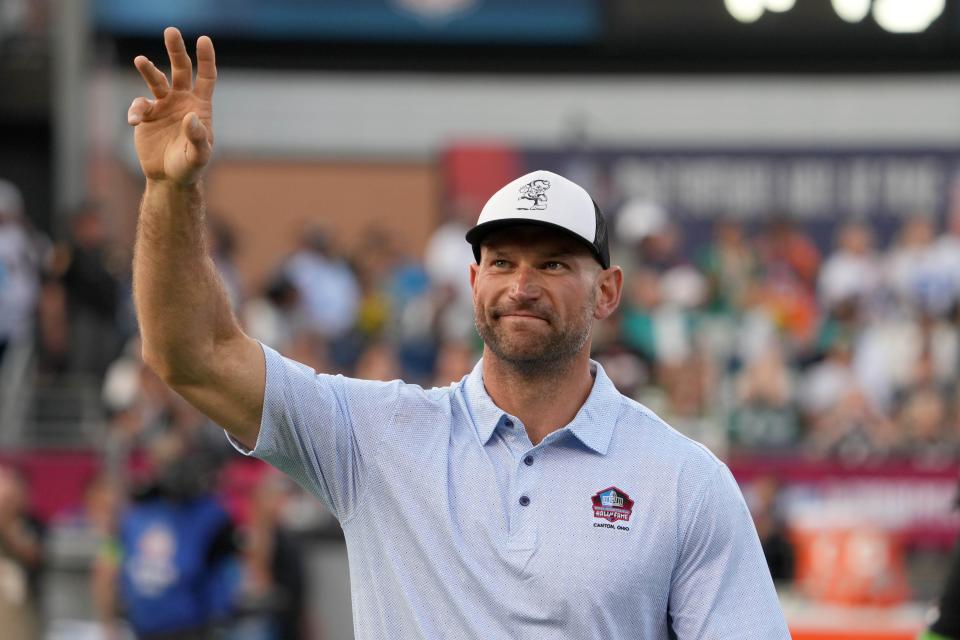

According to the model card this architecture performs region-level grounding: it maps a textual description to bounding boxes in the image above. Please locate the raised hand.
[128,27,216,186]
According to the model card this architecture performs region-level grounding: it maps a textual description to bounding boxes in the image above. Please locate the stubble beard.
[474,296,596,379]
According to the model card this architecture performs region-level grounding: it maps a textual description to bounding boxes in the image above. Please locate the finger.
[164,26,193,91]
[181,113,212,164]
[133,56,169,99]
[194,35,217,100]
[127,97,156,126]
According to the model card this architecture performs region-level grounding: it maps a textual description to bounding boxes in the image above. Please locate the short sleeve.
[228,343,404,522]
[668,463,790,639]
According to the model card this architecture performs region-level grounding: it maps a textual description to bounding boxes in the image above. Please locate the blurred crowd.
[603,201,960,467]
[6,173,960,634]
[7,177,960,463]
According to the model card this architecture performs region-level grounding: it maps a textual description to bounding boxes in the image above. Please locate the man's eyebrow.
[483,244,582,259]
[542,249,578,258]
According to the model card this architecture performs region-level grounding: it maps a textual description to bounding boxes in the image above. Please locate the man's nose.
[508,264,542,300]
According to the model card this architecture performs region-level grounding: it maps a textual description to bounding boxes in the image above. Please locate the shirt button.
[523,455,534,466]
[519,495,530,506]
[504,419,514,428]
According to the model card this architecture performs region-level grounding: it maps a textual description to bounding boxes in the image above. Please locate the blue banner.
[522,147,960,252]
[94,0,600,43]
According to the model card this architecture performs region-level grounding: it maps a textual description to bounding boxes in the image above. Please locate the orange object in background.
[790,631,917,640]
[791,524,909,607]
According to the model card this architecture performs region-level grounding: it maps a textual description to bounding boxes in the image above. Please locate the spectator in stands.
[206,216,243,312]
[102,339,230,479]
[812,293,864,362]
[757,217,821,293]
[698,218,758,317]
[922,496,960,640]
[656,266,711,419]
[0,179,42,366]
[619,267,704,370]
[619,268,667,366]
[86,475,124,636]
[423,197,476,327]
[618,264,717,445]
[103,339,171,418]
[239,472,308,640]
[854,307,959,417]
[283,330,333,375]
[422,198,489,358]
[817,220,882,315]
[241,274,306,356]
[799,336,896,461]
[51,203,122,378]
[82,474,122,543]
[350,228,396,342]
[729,342,800,452]
[431,340,476,387]
[933,205,960,313]
[910,313,960,391]
[592,294,649,402]
[612,198,684,278]
[0,464,44,640]
[613,198,672,275]
[894,385,955,466]
[396,281,463,381]
[924,573,960,640]
[282,225,360,341]
[94,430,240,639]
[353,341,401,382]
[746,475,794,583]
[753,218,820,348]
[354,228,432,352]
[885,216,952,316]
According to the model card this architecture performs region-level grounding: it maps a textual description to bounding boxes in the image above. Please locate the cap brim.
[465,218,605,268]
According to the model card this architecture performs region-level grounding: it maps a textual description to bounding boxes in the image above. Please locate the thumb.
[181,112,211,149]
[180,112,212,167]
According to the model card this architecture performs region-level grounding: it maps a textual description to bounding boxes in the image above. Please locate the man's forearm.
[133,179,241,383]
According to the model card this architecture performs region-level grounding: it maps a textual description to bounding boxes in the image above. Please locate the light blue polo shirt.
[232,343,789,639]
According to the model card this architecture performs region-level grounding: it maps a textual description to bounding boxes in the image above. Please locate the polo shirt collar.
[463,358,619,455]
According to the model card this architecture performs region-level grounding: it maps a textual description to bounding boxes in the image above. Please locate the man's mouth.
[493,309,550,323]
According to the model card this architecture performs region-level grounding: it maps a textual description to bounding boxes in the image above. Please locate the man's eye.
[544,261,564,270]
[492,259,509,268]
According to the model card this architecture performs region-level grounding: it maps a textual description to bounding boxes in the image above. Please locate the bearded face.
[470,228,601,376]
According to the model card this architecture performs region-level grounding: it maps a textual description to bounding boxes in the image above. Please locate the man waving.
[128,28,790,639]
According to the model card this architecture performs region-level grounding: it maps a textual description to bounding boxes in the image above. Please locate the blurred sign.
[525,148,960,221]
[93,0,600,43]
[515,147,960,251]
[792,524,910,606]
[732,456,960,549]
[441,145,960,252]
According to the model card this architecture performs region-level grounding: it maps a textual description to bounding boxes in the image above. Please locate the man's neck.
[481,349,595,446]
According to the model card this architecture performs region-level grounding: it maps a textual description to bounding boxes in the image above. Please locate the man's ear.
[594,266,623,321]
[469,261,479,292]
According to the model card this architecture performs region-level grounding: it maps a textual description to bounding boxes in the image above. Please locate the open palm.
[128,27,216,185]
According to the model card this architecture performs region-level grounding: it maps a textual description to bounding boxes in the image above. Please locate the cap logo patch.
[517,179,550,211]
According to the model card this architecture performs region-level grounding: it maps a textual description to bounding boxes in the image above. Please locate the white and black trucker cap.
[465,170,610,269]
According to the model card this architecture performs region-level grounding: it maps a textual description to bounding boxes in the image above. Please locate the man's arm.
[668,463,790,639]
[129,28,263,448]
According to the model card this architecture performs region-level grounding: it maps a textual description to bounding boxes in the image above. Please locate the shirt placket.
[503,416,539,551]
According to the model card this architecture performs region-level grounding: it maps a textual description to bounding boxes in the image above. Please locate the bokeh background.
[2,0,960,638]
